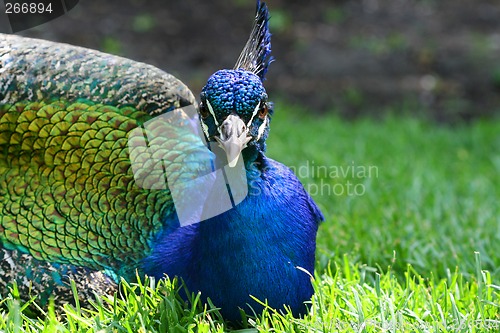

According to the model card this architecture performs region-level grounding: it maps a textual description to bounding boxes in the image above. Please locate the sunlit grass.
[2,257,498,332]
[268,104,500,281]
[2,105,499,331]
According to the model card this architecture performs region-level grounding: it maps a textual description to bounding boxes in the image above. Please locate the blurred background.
[2,0,500,122]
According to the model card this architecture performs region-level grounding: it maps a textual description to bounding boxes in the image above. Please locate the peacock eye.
[199,102,210,119]
[258,103,269,119]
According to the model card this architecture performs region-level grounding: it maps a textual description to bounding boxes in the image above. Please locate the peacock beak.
[215,114,252,167]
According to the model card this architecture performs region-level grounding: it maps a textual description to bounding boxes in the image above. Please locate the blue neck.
[142,152,322,322]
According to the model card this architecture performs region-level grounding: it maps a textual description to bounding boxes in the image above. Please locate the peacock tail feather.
[0,1,323,321]
[0,33,204,300]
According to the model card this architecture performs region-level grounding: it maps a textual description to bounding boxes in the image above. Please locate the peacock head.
[197,0,273,167]
[199,69,272,167]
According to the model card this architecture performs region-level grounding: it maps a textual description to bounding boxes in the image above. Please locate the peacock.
[0,0,323,321]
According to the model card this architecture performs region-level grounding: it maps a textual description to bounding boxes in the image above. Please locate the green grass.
[268,105,500,281]
[2,105,499,332]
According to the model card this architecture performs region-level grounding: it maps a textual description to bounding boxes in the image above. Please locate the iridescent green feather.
[0,33,201,280]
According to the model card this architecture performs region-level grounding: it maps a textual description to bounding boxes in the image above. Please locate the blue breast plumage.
[0,0,323,321]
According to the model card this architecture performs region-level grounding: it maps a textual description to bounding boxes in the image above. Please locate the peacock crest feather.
[0,1,323,322]
[234,0,274,81]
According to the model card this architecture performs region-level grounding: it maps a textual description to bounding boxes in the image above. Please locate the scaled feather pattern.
[0,1,323,321]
